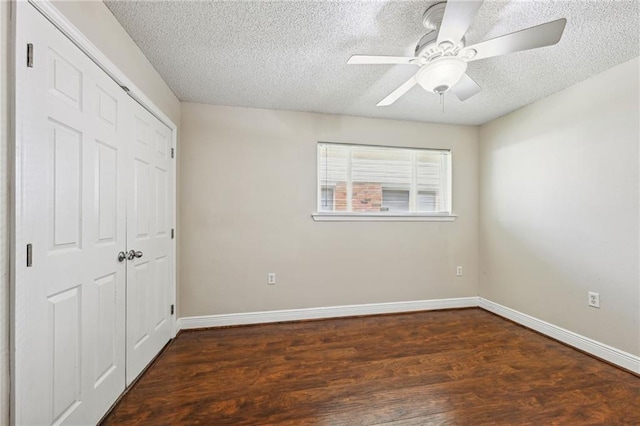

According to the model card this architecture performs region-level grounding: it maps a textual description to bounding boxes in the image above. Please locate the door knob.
[117,251,127,262]
[127,250,143,260]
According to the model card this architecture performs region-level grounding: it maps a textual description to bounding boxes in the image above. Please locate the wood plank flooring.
[101,308,639,425]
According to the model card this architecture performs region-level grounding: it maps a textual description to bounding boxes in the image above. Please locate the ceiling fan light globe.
[415,57,467,94]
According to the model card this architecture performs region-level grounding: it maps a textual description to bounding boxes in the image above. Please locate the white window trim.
[311,213,457,222]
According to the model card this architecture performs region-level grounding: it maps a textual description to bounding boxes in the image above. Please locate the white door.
[125,99,174,385]
[15,3,127,425]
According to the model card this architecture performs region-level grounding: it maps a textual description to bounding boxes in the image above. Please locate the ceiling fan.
[348,0,567,106]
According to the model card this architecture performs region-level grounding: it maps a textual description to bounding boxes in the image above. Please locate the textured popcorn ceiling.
[105,0,639,125]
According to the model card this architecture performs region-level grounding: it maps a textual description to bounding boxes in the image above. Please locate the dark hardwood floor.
[101,308,639,425]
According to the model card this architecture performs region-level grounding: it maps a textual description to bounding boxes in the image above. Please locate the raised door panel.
[97,86,118,130]
[131,261,151,350]
[155,166,168,238]
[48,286,82,424]
[153,256,168,331]
[95,141,118,244]
[134,158,151,240]
[48,119,83,252]
[94,273,118,388]
[47,47,83,111]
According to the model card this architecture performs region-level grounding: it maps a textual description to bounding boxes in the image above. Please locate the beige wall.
[1,2,10,424]
[479,57,640,356]
[179,103,479,317]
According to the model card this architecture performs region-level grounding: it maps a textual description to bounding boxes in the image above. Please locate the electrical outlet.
[267,273,276,285]
[456,266,463,277]
[588,291,600,308]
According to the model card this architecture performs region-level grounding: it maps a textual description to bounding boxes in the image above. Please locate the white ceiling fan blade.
[437,0,484,46]
[466,18,567,62]
[348,55,417,65]
[377,77,418,106]
[450,73,481,101]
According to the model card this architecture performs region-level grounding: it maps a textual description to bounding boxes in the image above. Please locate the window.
[315,142,453,220]
[418,191,436,211]
[319,186,334,212]
[382,189,409,212]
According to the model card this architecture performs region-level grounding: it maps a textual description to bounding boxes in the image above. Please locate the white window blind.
[317,143,451,215]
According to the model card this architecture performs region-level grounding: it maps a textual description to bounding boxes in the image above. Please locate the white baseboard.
[178,297,479,330]
[479,298,640,374]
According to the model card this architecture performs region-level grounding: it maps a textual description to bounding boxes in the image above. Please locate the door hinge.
[27,43,33,68]
[170,304,175,315]
[171,228,175,239]
[171,148,175,159]
[26,243,33,267]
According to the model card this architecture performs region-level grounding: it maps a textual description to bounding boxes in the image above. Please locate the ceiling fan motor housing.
[415,32,465,61]
[416,2,466,59]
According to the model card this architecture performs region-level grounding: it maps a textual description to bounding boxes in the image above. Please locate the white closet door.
[125,99,174,385]
[15,4,127,425]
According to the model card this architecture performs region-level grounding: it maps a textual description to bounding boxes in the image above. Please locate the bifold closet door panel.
[125,98,174,386]
[15,3,128,425]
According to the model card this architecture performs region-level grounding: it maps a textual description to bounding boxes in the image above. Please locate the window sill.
[311,213,457,222]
